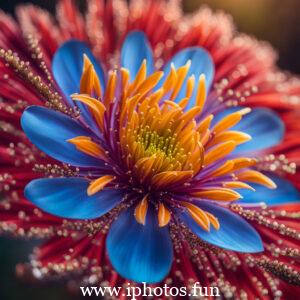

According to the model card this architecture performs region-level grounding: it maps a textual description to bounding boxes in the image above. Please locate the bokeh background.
[0,0,299,299]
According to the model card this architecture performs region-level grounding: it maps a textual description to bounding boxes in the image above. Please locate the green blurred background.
[0,0,299,299]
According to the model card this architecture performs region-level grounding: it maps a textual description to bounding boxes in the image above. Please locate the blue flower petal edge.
[107,205,173,283]
[21,105,102,167]
[180,201,264,253]
[25,178,123,219]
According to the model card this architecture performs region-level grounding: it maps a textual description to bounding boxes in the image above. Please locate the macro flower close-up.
[0,0,300,299]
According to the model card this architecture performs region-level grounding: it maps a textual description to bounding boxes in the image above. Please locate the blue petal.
[52,40,105,131]
[238,174,300,206]
[21,106,101,167]
[160,47,214,109]
[107,205,173,283]
[121,31,154,80]
[213,107,284,152]
[25,178,122,219]
[180,202,263,253]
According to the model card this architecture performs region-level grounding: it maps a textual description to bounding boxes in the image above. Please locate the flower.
[1,0,300,298]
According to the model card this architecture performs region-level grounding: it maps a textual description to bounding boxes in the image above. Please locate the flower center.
[136,126,179,160]
[67,55,276,230]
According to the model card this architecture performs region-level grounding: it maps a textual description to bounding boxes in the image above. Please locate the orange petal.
[195,74,206,112]
[134,195,149,225]
[185,75,195,99]
[205,212,220,230]
[204,141,236,166]
[158,203,171,227]
[182,202,210,231]
[136,71,164,98]
[87,175,115,196]
[223,181,255,191]
[67,136,108,161]
[128,59,147,95]
[152,171,193,189]
[197,114,214,134]
[71,94,106,131]
[80,54,101,96]
[212,108,251,134]
[103,70,117,107]
[207,160,234,178]
[170,61,191,100]
[178,106,202,123]
[231,157,257,172]
[236,170,277,189]
[162,63,177,94]
[190,188,242,201]
[208,131,251,147]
